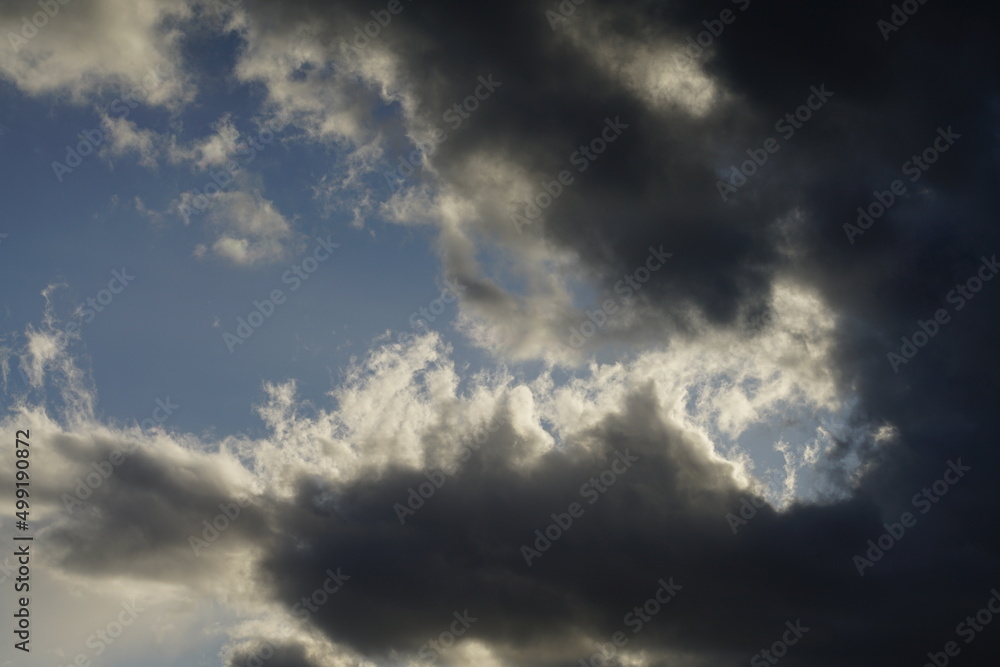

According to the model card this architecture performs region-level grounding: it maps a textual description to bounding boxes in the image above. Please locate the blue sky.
[0,30,474,440]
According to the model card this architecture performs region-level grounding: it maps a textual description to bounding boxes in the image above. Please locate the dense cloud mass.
[1,0,999,665]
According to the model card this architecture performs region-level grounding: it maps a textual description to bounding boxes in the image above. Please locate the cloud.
[228,4,403,147]
[560,9,722,117]
[169,113,242,170]
[229,0,998,394]
[4,1,1000,666]
[99,113,160,167]
[184,189,295,266]
[0,0,195,108]
[3,310,920,666]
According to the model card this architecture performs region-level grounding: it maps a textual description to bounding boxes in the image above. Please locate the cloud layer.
[2,0,999,665]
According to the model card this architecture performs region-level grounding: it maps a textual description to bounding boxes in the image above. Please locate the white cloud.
[231,17,380,146]
[564,22,722,117]
[0,287,888,664]
[227,6,423,221]
[0,0,195,109]
[169,113,242,169]
[192,189,296,266]
[99,113,160,167]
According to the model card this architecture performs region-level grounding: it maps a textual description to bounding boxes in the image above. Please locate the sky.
[1,0,999,665]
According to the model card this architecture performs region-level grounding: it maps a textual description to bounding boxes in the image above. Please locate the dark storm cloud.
[30,0,999,664]
[253,387,996,666]
[222,0,1000,663]
[234,0,998,340]
[355,0,1000,339]
[40,431,272,583]
[226,642,319,667]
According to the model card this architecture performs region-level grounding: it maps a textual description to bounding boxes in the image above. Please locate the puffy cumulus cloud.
[226,1,999,397]
[0,333,265,663]
[311,139,386,228]
[224,641,324,667]
[242,334,513,492]
[168,113,243,170]
[185,189,296,266]
[2,288,997,666]
[217,2,431,234]
[96,108,252,177]
[3,1,999,665]
[0,0,194,108]
[377,154,596,361]
[160,117,297,263]
[227,3,410,148]
[99,113,161,167]
[237,0,769,360]
[200,333,899,667]
[215,14,999,642]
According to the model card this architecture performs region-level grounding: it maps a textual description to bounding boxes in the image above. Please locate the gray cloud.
[5,0,999,664]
